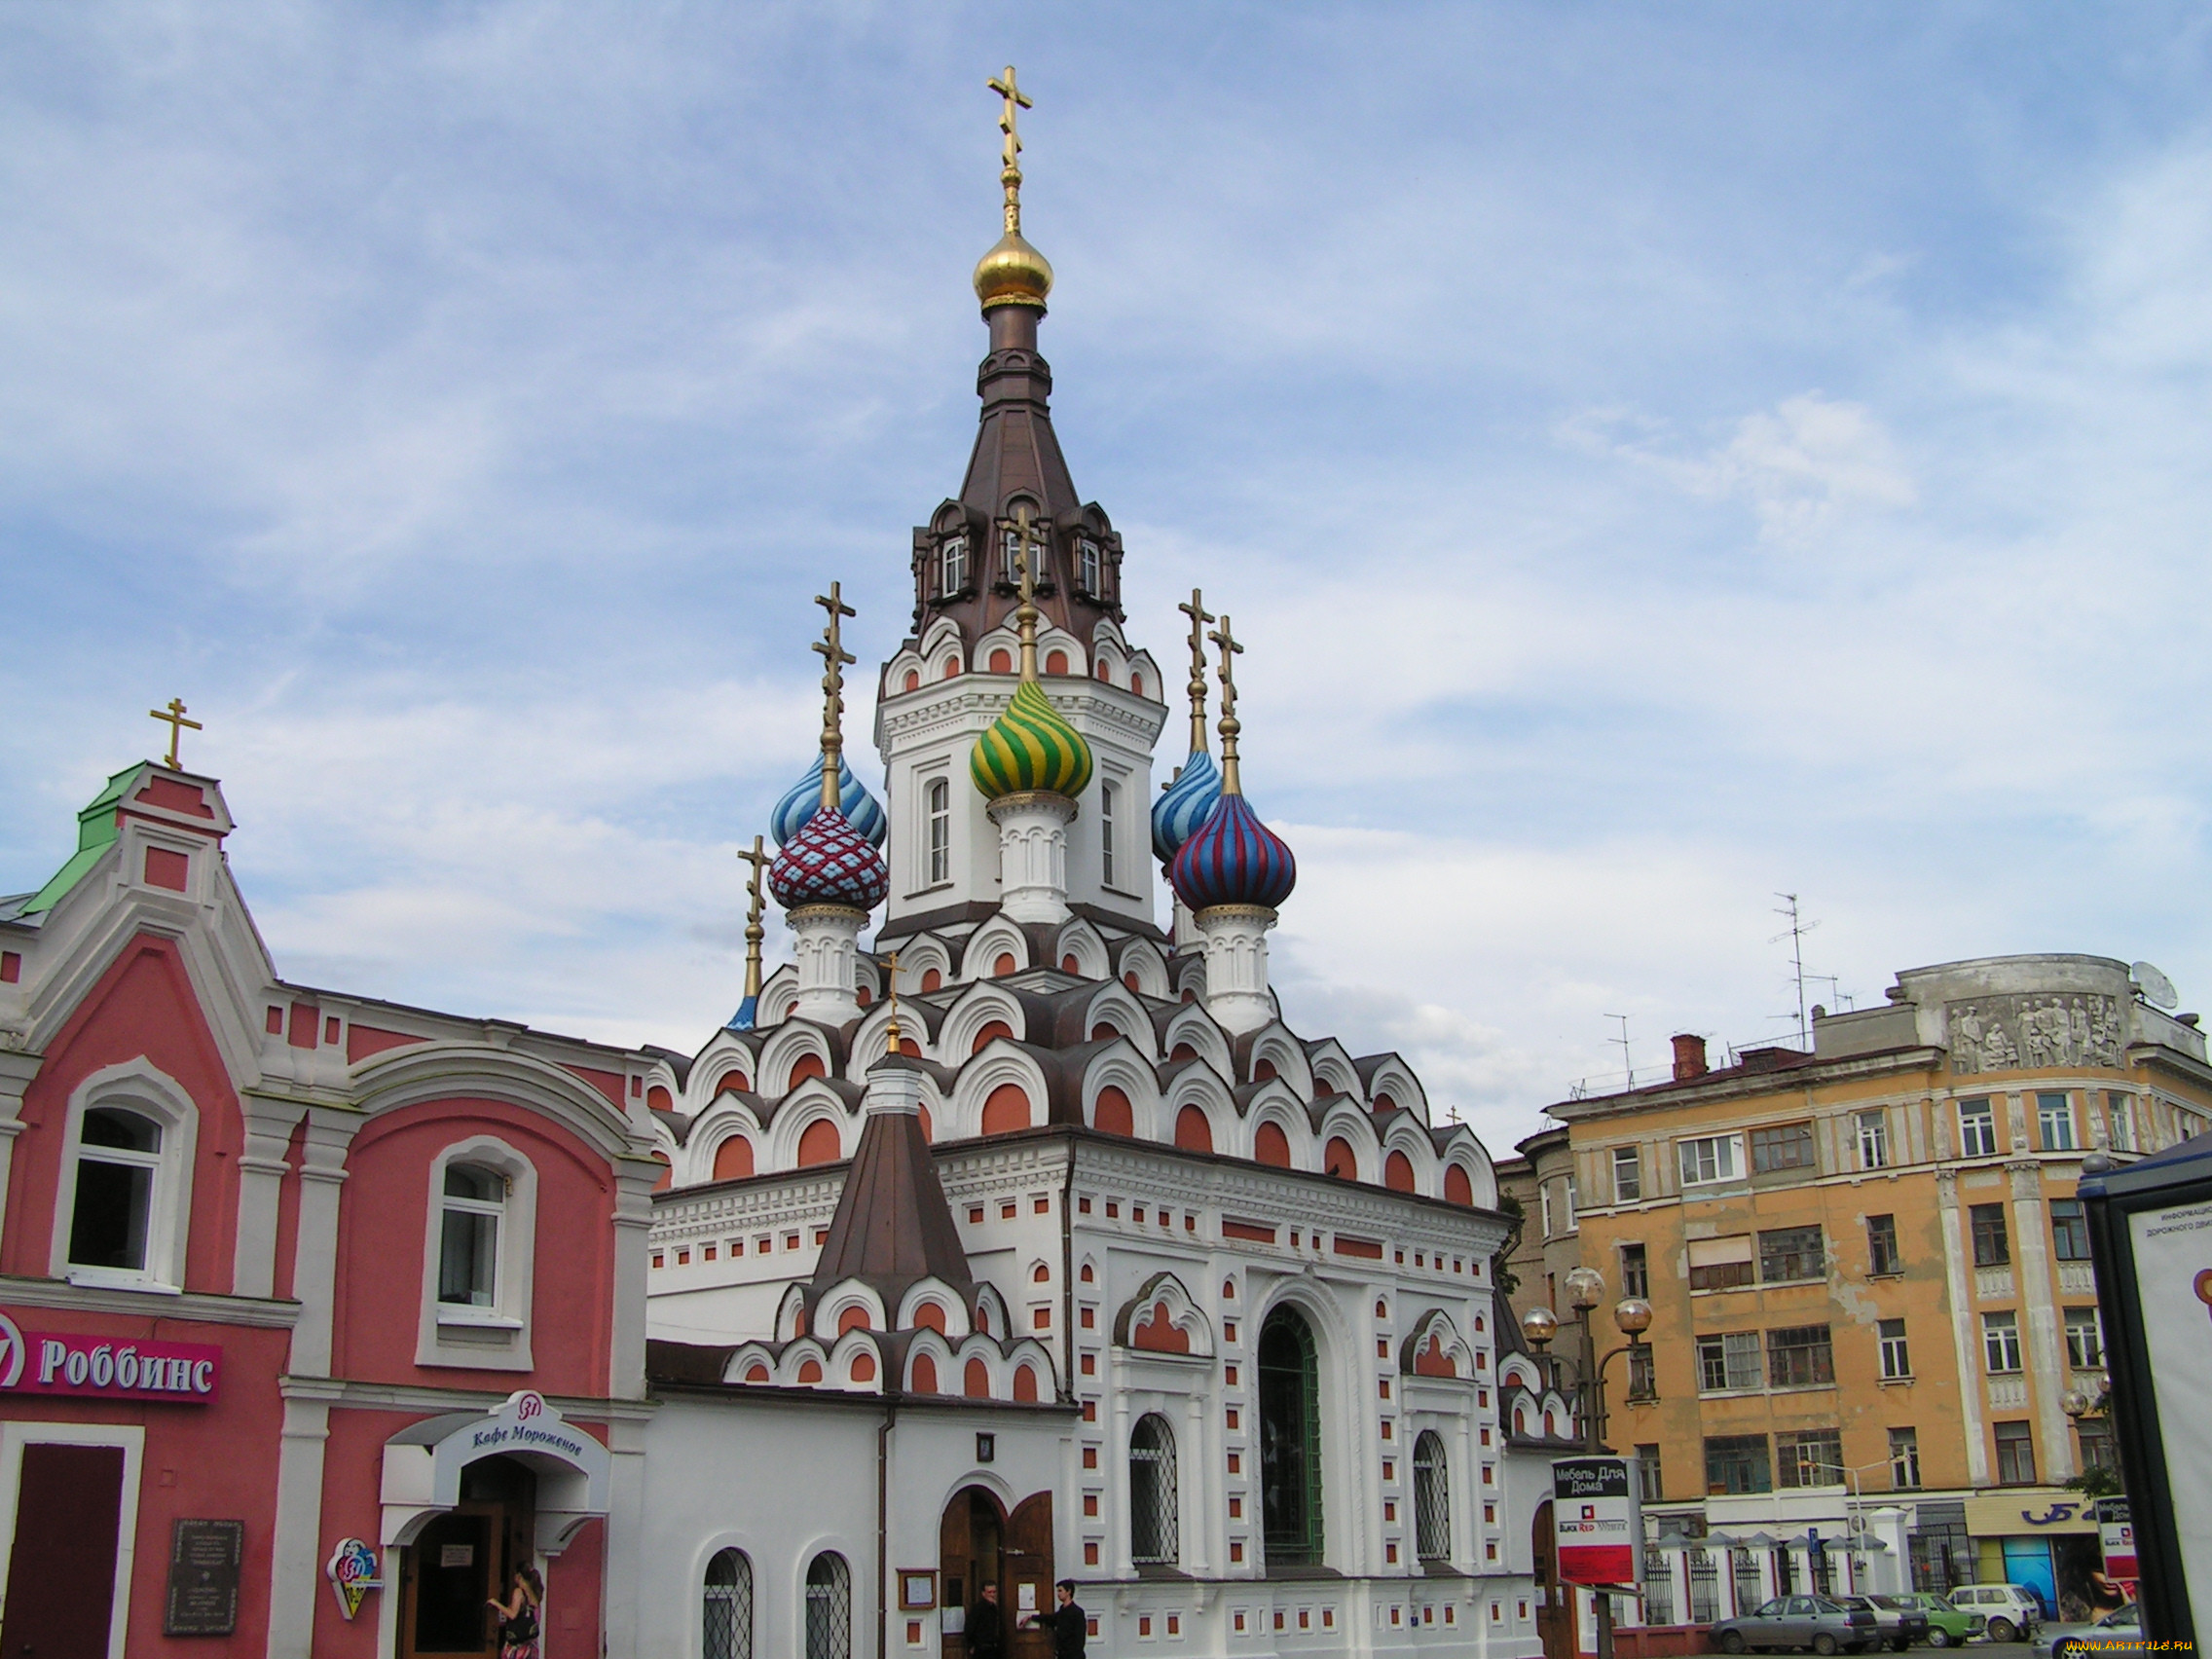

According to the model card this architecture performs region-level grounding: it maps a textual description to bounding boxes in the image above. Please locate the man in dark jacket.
[968,1582,1003,1659]
[1025,1580,1086,1659]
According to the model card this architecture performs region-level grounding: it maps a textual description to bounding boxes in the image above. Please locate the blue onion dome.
[1167,793,1297,913]
[971,679,1093,801]
[1151,749,1222,864]
[769,805,890,913]
[771,755,886,849]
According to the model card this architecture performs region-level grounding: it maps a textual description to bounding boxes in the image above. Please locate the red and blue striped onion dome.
[1167,792,1296,913]
[768,803,889,912]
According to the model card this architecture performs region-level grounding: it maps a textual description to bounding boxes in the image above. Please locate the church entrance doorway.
[1533,1498,1577,1659]
[940,1487,1054,1659]
[396,1455,536,1659]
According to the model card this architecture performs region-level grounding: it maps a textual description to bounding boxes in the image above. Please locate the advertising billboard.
[1553,1456,1640,1588]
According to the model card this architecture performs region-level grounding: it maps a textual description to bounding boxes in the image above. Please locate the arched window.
[1445,1164,1475,1206]
[804,1552,851,1659]
[1130,1413,1180,1565]
[1254,1122,1292,1167]
[438,1163,504,1309]
[1174,1105,1213,1154]
[704,1547,754,1659]
[67,1107,162,1273]
[1259,1307,1323,1566]
[982,1085,1031,1134]
[940,536,968,596]
[1093,1087,1134,1137]
[1323,1135,1356,1179]
[796,1120,842,1166]
[712,1135,755,1181]
[927,779,951,884]
[1413,1430,1450,1562]
[1384,1151,1417,1193]
[1078,539,1101,595]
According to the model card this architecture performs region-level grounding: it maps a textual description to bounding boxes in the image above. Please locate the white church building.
[627,75,1542,1659]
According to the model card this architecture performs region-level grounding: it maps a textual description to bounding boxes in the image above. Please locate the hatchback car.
[1838,1595,1928,1651]
[1881,1592,1986,1648]
[2046,1604,2143,1659]
[1711,1595,1880,1654]
[1947,1584,2046,1643]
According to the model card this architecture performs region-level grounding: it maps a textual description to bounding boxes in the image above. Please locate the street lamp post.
[1522,1267,1657,1659]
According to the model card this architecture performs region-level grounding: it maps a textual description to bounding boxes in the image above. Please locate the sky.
[3,3,2210,1157]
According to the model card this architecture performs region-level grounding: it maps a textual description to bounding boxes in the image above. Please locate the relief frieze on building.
[1946,993,2125,1075]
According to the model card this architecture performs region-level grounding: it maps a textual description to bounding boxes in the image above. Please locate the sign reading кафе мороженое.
[1553,1456,1641,1588]
[0,1311,220,1402]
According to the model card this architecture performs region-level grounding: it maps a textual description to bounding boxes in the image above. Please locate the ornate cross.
[737,835,770,998]
[1010,504,1045,681]
[812,583,858,808]
[987,66,1032,231]
[148,698,203,771]
[1208,615,1245,793]
[1177,589,1215,755]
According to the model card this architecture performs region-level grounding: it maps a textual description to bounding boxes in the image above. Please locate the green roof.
[21,762,151,917]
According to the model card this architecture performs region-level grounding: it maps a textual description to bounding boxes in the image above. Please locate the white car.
[1944,1585,2045,1644]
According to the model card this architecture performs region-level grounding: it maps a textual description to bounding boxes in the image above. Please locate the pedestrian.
[488,1564,543,1659]
[1024,1579,1086,1659]
[969,1580,1004,1659]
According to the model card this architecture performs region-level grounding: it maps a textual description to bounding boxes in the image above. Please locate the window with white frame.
[2064,1307,2104,1370]
[2109,1093,2136,1152]
[1612,1145,1641,1202]
[1878,1318,1911,1380]
[940,536,968,596]
[1562,1176,1578,1232]
[926,778,951,885]
[2038,1092,2076,1151]
[1858,1111,1891,1169]
[1958,1098,1997,1158]
[419,1138,538,1370]
[1539,1185,1554,1238]
[1678,1133,1740,1187]
[1077,538,1101,595]
[1982,1310,2022,1374]
[54,1067,198,1291]
[1100,780,1118,888]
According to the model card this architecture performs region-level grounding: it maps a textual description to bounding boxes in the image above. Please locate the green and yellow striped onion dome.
[971,679,1093,801]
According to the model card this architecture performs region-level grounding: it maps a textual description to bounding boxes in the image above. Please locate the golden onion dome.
[974,228,1052,312]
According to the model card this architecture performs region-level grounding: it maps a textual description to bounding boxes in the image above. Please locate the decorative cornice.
[279,1372,658,1422]
[0,1275,301,1329]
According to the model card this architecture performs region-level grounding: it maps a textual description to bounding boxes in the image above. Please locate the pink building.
[0,760,655,1657]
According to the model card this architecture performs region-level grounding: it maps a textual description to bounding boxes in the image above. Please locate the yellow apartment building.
[1542,954,2212,1631]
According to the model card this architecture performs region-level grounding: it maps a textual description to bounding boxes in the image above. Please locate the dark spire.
[807,1056,974,1314]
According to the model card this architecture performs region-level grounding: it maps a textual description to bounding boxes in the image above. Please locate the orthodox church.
[0,67,1548,1659]
[629,70,1538,1659]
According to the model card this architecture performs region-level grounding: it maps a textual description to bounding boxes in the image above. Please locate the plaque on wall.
[166,1518,244,1636]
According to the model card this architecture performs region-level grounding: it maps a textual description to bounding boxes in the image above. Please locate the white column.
[1183,1390,1211,1576]
[988,792,1077,924]
[1935,1169,1991,1485]
[265,1392,332,1657]
[1194,905,1276,1036]
[233,1108,304,1299]
[610,1159,657,1401]
[0,1051,43,1242]
[287,1113,354,1378]
[788,904,866,1025]
[2009,1160,2070,1478]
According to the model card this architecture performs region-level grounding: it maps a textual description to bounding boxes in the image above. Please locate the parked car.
[1711,1595,1881,1654]
[1881,1592,1987,1648]
[2046,1604,2144,1659]
[1839,1595,1929,1651]
[1947,1584,2046,1643]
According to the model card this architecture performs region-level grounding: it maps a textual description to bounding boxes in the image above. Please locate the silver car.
[1711,1595,1880,1655]
[2047,1604,2145,1659]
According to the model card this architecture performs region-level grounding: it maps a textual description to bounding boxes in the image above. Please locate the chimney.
[1671,1033,1709,1082]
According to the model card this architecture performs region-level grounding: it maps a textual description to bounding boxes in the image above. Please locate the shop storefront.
[1964,1492,2108,1622]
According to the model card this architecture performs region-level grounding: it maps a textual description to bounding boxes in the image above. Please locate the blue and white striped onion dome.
[1167,792,1297,913]
[1151,748,1222,864]
[771,755,887,849]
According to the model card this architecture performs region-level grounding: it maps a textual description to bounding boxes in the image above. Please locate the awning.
[380,1389,611,1554]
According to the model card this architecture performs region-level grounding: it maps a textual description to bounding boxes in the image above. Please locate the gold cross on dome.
[738,835,770,999]
[1010,504,1045,681]
[1177,589,1215,754]
[812,582,859,806]
[1208,615,1245,794]
[988,65,1030,176]
[148,698,203,770]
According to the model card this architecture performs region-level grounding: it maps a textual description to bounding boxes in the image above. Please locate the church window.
[1130,673,1144,698]
[1384,1151,1416,1193]
[972,1019,1014,1054]
[1130,1413,1180,1565]
[1445,1164,1474,1206]
[964,1357,991,1397]
[1324,1136,1356,1179]
[982,1085,1032,1134]
[1014,1362,1040,1400]
[1046,649,1069,676]
[940,536,968,596]
[437,1163,504,1309]
[712,1135,755,1181]
[1002,526,1024,584]
[904,670,920,692]
[796,1120,842,1167]
[66,1107,163,1275]
[804,1553,852,1659]
[1255,1122,1292,1167]
[704,1548,754,1659]
[927,779,950,883]
[909,1353,939,1392]
[989,648,1013,673]
[1078,539,1101,595]
[1259,1307,1324,1566]
[1093,1086,1135,1137]
[1100,781,1118,886]
[1413,1431,1451,1562]
[992,953,1016,977]
[1175,1105,1213,1154]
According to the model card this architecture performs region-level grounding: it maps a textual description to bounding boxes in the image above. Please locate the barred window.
[1643,1546,1675,1626]
[1687,1548,1720,1624]
[1750,1122,1816,1174]
[705,1548,755,1659]
[1130,1413,1179,1565]
[804,1553,851,1659]
[1758,1226,1825,1283]
[1767,1325,1834,1388]
[1413,1430,1450,1562]
[1776,1428,1842,1488]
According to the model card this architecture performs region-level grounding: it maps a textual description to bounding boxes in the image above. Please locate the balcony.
[1987,1375,2028,1409]
[1974,1267,2014,1300]
[2057,1263,2096,1296]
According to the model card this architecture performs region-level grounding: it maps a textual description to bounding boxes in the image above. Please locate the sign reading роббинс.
[1553,1456,1641,1587]
[0,1311,219,1403]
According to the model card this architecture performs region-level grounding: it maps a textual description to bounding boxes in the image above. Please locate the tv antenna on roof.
[1771,894,1819,1049]
[2132,962,2180,1011]
[1605,1014,1635,1089]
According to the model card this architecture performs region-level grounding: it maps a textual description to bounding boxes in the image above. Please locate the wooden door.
[0,1443,126,1659]
[400,1505,503,1658]
[1005,1493,1054,1659]
[1533,1499,1577,1659]
[940,1488,1006,1659]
